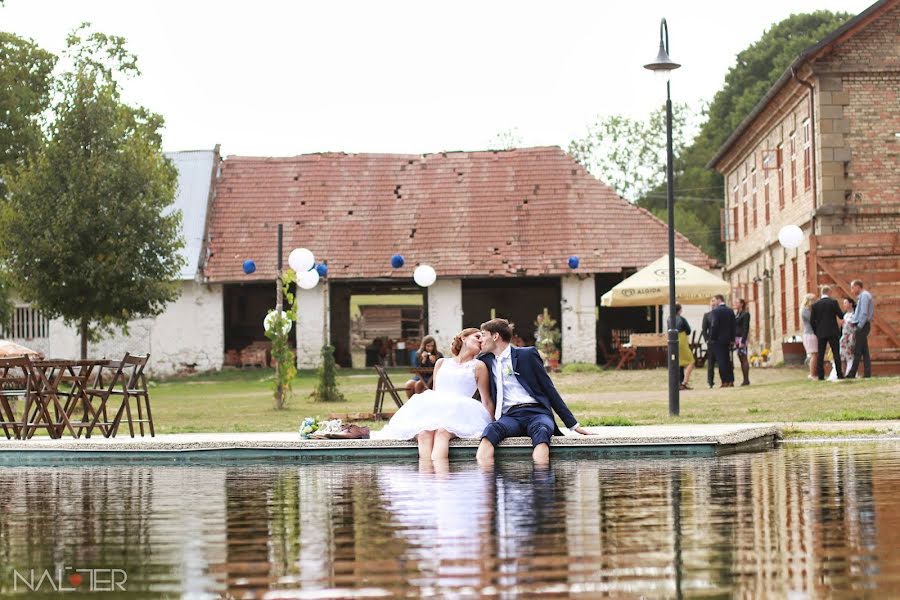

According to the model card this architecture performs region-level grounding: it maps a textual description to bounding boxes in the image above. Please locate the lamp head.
[644,42,681,74]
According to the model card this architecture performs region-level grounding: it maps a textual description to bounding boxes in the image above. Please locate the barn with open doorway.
[202,147,716,368]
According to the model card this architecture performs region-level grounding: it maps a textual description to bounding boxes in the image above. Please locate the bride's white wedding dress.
[375,358,492,439]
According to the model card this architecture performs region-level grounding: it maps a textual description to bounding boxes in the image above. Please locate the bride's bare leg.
[417,431,435,460]
[431,428,455,460]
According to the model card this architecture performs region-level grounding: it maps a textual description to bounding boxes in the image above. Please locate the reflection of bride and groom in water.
[377,459,564,594]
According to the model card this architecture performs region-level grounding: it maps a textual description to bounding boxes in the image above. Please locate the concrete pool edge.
[0,424,779,463]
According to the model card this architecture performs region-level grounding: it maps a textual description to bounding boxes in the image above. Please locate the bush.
[561,362,604,374]
[312,345,346,403]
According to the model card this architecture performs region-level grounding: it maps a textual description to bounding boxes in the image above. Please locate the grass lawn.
[148,366,900,434]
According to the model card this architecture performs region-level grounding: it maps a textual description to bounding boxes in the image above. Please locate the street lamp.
[644,18,681,417]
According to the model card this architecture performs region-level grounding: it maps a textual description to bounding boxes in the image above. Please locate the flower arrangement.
[299,417,319,439]
[750,347,772,367]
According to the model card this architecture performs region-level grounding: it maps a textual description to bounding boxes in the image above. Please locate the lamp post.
[644,18,681,416]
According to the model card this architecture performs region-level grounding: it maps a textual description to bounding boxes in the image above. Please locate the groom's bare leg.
[476,438,495,465]
[417,431,435,460]
[532,442,550,464]
[431,428,454,460]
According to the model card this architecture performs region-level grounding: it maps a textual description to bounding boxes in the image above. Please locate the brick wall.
[714,1,899,357]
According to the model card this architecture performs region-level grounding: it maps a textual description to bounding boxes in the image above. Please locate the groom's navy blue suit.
[478,346,578,445]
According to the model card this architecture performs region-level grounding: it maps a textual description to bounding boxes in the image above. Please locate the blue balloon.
[567,256,580,269]
[391,254,405,268]
[242,259,256,274]
[316,262,328,277]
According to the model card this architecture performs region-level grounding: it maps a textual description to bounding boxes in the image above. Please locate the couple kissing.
[375,318,594,463]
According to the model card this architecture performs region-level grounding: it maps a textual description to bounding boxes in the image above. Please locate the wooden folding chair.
[83,360,128,438]
[372,364,405,418]
[0,356,36,439]
[109,354,153,437]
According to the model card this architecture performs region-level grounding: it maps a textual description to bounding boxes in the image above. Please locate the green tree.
[0,32,57,323]
[1,25,183,358]
[568,104,694,202]
[0,32,56,195]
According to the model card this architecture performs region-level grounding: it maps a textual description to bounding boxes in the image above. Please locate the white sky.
[2,0,874,157]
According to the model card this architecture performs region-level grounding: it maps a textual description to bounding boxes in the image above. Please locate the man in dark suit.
[476,318,594,465]
[810,285,844,380]
[708,294,737,387]
[700,298,718,388]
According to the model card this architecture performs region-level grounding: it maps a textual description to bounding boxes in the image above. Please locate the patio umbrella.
[0,339,43,358]
[600,255,730,308]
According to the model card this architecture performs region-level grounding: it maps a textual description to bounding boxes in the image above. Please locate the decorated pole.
[275,224,284,409]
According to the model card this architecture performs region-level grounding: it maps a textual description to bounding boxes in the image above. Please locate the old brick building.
[709,0,900,372]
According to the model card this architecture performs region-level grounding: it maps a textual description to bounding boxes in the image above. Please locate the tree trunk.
[79,318,89,360]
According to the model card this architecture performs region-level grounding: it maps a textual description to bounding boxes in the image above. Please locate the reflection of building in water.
[558,448,892,597]
[224,468,275,598]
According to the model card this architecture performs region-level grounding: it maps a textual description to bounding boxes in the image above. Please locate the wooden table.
[29,359,110,439]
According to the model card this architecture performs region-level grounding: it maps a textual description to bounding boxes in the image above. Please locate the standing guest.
[734,299,751,386]
[810,286,844,380]
[404,336,443,398]
[708,294,737,387]
[701,298,718,389]
[674,304,695,390]
[839,297,857,377]
[800,293,818,380]
[846,279,875,378]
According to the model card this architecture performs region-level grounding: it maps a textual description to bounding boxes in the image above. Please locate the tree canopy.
[1,25,184,357]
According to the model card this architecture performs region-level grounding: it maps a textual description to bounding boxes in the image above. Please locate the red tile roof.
[203,146,716,282]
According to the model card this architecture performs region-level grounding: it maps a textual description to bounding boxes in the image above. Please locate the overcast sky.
[3,0,873,157]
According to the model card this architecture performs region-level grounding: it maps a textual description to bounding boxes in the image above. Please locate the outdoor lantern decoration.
[264,310,292,335]
[391,254,405,269]
[242,259,256,274]
[298,268,320,290]
[778,224,804,249]
[568,256,580,269]
[413,264,437,287]
[288,248,315,273]
[315,262,328,277]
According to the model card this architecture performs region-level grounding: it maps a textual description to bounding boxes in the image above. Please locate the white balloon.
[264,310,292,335]
[288,248,315,273]
[413,264,437,287]
[298,268,320,290]
[778,224,804,249]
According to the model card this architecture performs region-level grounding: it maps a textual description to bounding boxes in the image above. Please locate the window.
[733,206,739,242]
[802,119,812,191]
[753,281,760,341]
[742,176,748,237]
[780,265,787,335]
[751,169,758,229]
[764,181,771,225]
[0,306,50,340]
[792,258,800,331]
[777,145,785,210]
[790,133,797,200]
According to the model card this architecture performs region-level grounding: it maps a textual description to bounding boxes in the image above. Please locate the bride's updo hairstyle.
[450,328,480,356]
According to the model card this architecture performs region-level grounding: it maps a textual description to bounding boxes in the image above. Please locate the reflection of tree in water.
[0,466,158,594]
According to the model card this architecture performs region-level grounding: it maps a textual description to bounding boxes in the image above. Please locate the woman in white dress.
[376,328,494,460]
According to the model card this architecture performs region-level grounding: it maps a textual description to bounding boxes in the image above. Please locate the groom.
[476,318,594,464]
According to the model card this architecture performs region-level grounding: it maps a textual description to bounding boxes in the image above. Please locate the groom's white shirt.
[493,345,537,420]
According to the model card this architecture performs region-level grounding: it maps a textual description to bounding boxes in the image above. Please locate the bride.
[375,328,494,460]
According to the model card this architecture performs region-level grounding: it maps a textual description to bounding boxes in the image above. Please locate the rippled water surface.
[2,443,900,598]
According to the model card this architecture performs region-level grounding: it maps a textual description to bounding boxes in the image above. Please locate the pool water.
[1,442,899,598]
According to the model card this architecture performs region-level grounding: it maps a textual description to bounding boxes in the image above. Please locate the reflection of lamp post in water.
[644,18,682,417]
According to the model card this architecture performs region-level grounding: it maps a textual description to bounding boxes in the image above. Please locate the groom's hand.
[572,425,596,436]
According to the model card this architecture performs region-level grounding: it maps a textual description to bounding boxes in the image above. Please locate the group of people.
[800,279,875,380]
[677,294,750,389]
[377,318,593,464]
